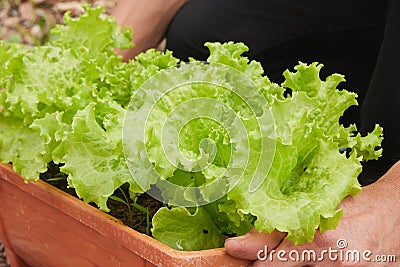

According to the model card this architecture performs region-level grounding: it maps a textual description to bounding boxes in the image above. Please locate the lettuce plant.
[0,5,382,251]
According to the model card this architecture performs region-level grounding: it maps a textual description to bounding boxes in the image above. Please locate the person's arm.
[112,0,188,60]
[225,161,400,266]
[225,1,400,265]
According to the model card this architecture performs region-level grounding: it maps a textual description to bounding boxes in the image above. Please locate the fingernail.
[226,232,251,243]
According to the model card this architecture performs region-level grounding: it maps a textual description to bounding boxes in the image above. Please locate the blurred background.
[0,0,116,46]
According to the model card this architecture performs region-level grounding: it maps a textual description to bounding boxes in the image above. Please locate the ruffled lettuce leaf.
[152,206,227,251]
[0,6,180,211]
[50,4,133,54]
[0,114,49,180]
[52,104,135,211]
[151,42,382,248]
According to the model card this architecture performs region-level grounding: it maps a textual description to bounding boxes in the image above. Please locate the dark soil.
[40,162,164,237]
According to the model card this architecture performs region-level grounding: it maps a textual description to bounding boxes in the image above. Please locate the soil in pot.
[39,161,164,237]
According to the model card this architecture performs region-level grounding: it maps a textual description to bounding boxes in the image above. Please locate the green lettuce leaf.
[150,43,382,248]
[50,4,133,54]
[0,114,49,180]
[0,6,149,211]
[152,206,227,251]
[52,104,135,211]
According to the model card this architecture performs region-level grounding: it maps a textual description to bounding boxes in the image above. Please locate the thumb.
[224,229,286,260]
[252,239,310,267]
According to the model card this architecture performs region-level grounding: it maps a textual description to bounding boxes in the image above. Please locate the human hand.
[112,0,187,61]
[225,161,400,266]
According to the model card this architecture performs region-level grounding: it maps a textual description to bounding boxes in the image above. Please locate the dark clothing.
[360,0,400,184]
[166,0,399,185]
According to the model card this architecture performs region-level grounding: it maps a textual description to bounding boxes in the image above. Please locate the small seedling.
[109,188,151,235]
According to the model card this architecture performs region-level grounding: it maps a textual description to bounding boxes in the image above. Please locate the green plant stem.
[118,187,133,226]
[131,202,151,235]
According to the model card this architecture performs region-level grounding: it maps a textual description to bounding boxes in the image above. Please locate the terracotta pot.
[0,163,252,267]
